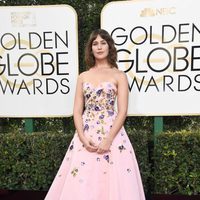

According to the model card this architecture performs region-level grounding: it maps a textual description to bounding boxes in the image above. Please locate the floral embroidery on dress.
[97,157,100,162]
[81,162,85,166]
[98,136,102,141]
[69,143,74,151]
[83,82,116,113]
[71,168,78,177]
[118,144,126,152]
[83,124,89,131]
[103,154,110,163]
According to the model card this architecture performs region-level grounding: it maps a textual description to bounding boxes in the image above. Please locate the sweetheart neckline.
[83,81,117,90]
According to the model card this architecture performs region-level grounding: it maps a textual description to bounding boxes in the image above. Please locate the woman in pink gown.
[45,29,146,200]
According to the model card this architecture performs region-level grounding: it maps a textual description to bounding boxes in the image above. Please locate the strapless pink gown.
[45,82,146,200]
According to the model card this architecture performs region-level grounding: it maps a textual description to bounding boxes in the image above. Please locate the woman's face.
[91,35,109,61]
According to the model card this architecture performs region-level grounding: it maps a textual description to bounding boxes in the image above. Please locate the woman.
[45,29,146,200]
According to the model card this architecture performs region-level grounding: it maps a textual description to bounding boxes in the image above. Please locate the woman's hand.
[97,137,112,154]
[81,136,98,152]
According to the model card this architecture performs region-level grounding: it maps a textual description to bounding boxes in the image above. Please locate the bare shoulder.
[78,71,90,82]
[112,68,128,84]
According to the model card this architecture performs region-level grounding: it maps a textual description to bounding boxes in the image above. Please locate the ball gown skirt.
[45,81,146,200]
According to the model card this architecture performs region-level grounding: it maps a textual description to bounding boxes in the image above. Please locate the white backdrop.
[101,0,200,116]
[0,5,78,117]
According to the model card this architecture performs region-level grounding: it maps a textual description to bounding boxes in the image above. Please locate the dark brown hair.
[85,29,118,69]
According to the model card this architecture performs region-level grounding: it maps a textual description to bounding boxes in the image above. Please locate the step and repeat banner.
[1,1,199,117]
[101,0,200,116]
[0,5,78,117]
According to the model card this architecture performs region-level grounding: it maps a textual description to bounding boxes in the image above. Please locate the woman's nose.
[97,44,102,49]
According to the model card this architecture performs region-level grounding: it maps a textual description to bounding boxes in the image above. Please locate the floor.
[0,190,47,200]
[0,190,199,200]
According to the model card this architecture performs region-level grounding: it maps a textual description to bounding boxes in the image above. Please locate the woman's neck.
[94,59,111,69]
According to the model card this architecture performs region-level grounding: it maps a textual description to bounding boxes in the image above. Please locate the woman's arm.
[73,73,98,152]
[73,73,85,141]
[97,71,128,154]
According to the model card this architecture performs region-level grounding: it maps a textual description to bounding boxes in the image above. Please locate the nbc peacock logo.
[140,7,176,17]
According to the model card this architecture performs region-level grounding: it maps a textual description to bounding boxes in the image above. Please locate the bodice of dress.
[83,81,117,112]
